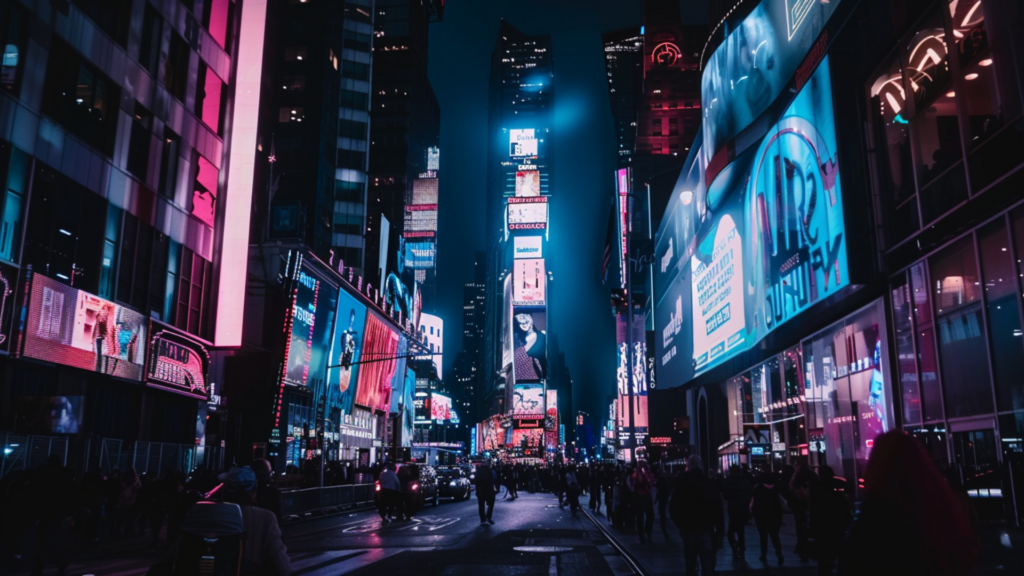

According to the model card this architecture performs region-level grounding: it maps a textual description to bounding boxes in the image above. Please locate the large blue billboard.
[655,56,848,387]
[329,288,368,420]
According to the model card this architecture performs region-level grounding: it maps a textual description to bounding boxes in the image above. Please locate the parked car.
[437,467,472,501]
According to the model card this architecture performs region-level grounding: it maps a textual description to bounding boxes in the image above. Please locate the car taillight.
[411,482,419,491]
[375,481,381,492]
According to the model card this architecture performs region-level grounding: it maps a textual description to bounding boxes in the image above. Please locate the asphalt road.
[10,491,633,576]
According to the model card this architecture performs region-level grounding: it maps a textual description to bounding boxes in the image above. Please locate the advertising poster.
[514,236,542,259]
[507,200,548,230]
[515,170,541,197]
[512,307,547,381]
[501,276,513,369]
[146,321,211,400]
[512,258,546,306]
[283,267,338,389]
[23,274,148,380]
[479,416,503,451]
[616,312,649,446]
[431,392,453,421]
[511,428,544,448]
[389,337,409,415]
[545,389,558,450]
[691,213,747,372]
[401,368,415,447]
[16,396,84,434]
[0,262,17,354]
[330,289,368,418]
[512,383,544,419]
[355,312,400,412]
[509,129,538,158]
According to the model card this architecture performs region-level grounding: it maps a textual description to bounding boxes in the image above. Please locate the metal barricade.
[279,484,375,519]
[0,433,68,479]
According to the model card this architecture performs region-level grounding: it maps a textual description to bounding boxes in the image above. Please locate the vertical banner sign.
[617,168,631,289]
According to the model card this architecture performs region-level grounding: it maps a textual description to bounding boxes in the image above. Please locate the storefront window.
[978,218,1024,412]
[868,56,916,209]
[931,237,994,417]
[910,262,945,421]
[892,275,922,424]
[947,0,989,69]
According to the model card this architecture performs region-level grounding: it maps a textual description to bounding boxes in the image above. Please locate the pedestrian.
[655,466,672,536]
[627,461,655,543]
[604,469,616,522]
[722,464,753,558]
[564,467,581,514]
[590,468,603,513]
[750,471,784,566]
[1,469,32,560]
[30,455,75,576]
[117,468,142,536]
[475,461,498,525]
[669,455,724,576]
[252,459,283,521]
[377,463,401,524]
[788,461,817,561]
[810,466,850,576]
[838,431,977,576]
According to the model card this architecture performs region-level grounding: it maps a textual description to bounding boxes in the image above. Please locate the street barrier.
[280,484,376,520]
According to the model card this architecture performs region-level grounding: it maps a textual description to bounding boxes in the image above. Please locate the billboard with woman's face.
[512,307,547,382]
[330,289,368,417]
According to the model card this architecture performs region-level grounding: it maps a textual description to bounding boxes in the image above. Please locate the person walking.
[377,463,401,524]
[564,467,582,514]
[722,464,754,558]
[669,455,724,575]
[628,461,656,543]
[30,455,75,576]
[590,468,603,513]
[750,471,784,566]
[117,468,142,536]
[788,462,817,561]
[655,466,672,536]
[838,431,977,576]
[475,461,498,525]
[810,466,850,576]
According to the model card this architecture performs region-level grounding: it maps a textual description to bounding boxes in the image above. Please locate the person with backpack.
[627,461,656,542]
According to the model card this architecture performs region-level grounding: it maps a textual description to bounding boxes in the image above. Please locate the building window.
[191,155,219,227]
[339,119,367,139]
[344,32,371,52]
[196,63,225,134]
[0,142,29,262]
[71,0,132,48]
[117,212,168,315]
[651,118,662,136]
[337,149,366,170]
[159,128,181,199]
[279,107,305,123]
[668,118,679,136]
[165,32,190,102]
[284,46,308,61]
[174,246,213,337]
[282,76,306,91]
[202,0,232,49]
[42,40,120,156]
[1,2,28,95]
[868,55,918,246]
[99,204,121,300]
[335,179,362,202]
[891,274,921,424]
[979,216,1024,413]
[127,104,153,181]
[342,59,370,81]
[340,89,369,110]
[139,4,162,76]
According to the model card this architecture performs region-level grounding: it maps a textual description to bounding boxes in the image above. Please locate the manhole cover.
[514,546,573,553]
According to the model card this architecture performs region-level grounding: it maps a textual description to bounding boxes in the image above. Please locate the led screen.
[511,428,544,448]
[509,129,538,157]
[515,170,541,197]
[405,241,436,269]
[389,337,409,415]
[512,259,546,306]
[401,368,415,447]
[0,262,17,354]
[412,178,438,204]
[545,390,558,450]
[508,202,548,230]
[512,383,544,418]
[147,322,211,400]
[501,276,513,369]
[616,312,649,446]
[355,312,400,412]
[330,289,368,417]
[23,274,148,380]
[479,416,503,451]
[514,236,542,259]
[283,267,336,388]
[512,308,547,382]
[17,396,84,434]
[431,392,453,421]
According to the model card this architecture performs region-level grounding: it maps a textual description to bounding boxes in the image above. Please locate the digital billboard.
[514,236,543,259]
[512,259,546,306]
[616,312,649,447]
[515,170,541,197]
[509,129,538,158]
[511,428,544,448]
[512,383,544,419]
[0,262,17,354]
[512,308,547,381]
[355,312,400,412]
[507,201,548,231]
[431,392,453,421]
[405,241,436,269]
[22,273,148,380]
[545,389,558,450]
[330,288,368,418]
[501,276,513,369]
[146,321,211,400]
[16,396,84,434]
[478,416,504,451]
[412,177,438,204]
[283,267,337,388]
[401,368,415,447]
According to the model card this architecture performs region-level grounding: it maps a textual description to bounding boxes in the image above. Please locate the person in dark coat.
[722,464,753,557]
[655,467,673,536]
[252,459,283,521]
[475,461,498,524]
[811,466,850,576]
[750,471,784,566]
[31,455,75,576]
[788,462,817,561]
[669,455,724,576]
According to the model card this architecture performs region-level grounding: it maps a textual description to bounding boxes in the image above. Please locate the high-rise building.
[0,0,250,469]
[456,251,485,423]
[367,0,442,307]
[602,29,644,168]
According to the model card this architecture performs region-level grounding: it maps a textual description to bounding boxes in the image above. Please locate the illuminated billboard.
[355,312,400,412]
[512,259,546,306]
[22,273,148,380]
[0,262,17,354]
[509,129,538,158]
[545,390,558,450]
[507,201,548,231]
[412,177,439,204]
[616,312,649,447]
[501,276,513,369]
[512,308,547,382]
[512,383,544,419]
[417,313,443,378]
[616,167,631,289]
[511,428,544,448]
[405,241,436,269]
[146,322,211,400]
[514,236,542,259]
[478,415,504,451]
[330,289,368,417]
[515,170,541,197]
[283,267,337,388]
[431,392,453,421]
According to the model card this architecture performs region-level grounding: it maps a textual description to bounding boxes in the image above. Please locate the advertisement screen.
[412,178,438,204]
[511,428,544,448]
[512,259,546,306]
[405,241,436,269]
[501,276,513,369]
[507,202,548,230]
[545,390,558,450]
[284,267,337,388]
[23,274,148,380]
[514,236,543,259]
[509,129,538,158]
[389,337,409,415]
[512,308,547,381]
[0,262,17,354]
[479,416,504,451]
[330,289,368,417]
[512,383,544,419]
[515,170,541,197]
[431,392,453,421]
[355,312,400,412]
[401,368,415,447]
[146,322,211,400]
[17,396,84,434]
[691,213,747,372]
[616,312,649,447]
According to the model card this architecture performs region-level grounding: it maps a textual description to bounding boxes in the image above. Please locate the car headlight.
[450,481,457,486]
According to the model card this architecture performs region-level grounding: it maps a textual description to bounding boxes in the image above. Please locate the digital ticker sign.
[507,199,548,231]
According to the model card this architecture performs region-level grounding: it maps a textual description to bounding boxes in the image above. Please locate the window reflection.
[903,18,952,108]
[947,0,989,68]
[961,59,1002,147]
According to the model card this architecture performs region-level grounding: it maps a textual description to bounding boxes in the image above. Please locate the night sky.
[428,1,707,422]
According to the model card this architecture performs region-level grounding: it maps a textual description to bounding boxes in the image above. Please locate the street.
[10,492,633,576]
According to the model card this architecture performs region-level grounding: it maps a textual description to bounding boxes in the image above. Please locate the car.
[398,463,439,514]
[437,467,472,501]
